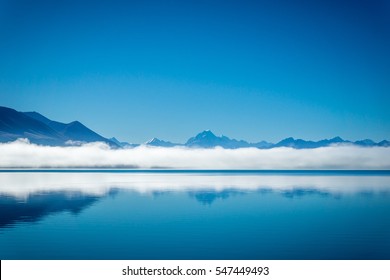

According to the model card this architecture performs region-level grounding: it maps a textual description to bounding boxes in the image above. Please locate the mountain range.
[1,106,389,149]
[0,106,118,147]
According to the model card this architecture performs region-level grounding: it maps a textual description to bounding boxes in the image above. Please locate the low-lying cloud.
[1,139,390,169]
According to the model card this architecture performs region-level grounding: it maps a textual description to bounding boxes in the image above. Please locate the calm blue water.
[0,171,389,260]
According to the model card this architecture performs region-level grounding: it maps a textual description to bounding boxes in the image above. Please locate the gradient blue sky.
[0,0,389,143]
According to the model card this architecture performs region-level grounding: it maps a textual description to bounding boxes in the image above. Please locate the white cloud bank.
[0,139,390,169]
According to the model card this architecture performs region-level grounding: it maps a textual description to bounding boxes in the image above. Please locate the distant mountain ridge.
[1,106,389,149]
[185,130,250,148]
[146,130,390,149]
[24,111,115,145]
[109,137,139,148]
[145,138,180,147]
[0,106,117,147]
[273,136,349,149]
[184,130,273,149]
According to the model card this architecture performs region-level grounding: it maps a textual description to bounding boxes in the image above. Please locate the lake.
[0,170,389,260]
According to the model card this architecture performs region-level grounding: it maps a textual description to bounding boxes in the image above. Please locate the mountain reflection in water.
[1,171,389,260]
[1,171,389,227]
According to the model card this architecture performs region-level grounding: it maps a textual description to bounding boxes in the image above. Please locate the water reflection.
[1,171,389,198]
[188,189,246,205]
[1,172,389,228]
[1,172,389,260]
[0,191,100,228]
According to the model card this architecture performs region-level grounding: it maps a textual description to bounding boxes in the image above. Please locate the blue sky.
[0,0,389,143]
